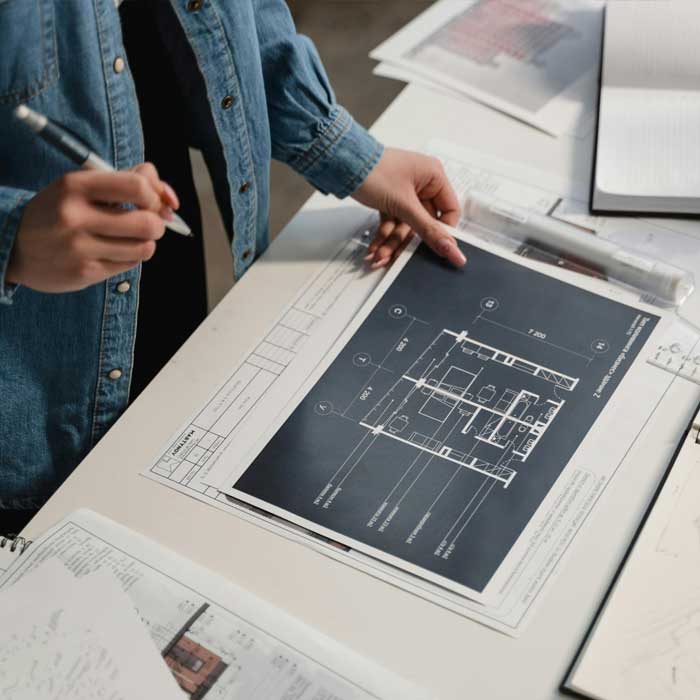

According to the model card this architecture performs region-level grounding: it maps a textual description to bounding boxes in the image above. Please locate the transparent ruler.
[648,316,700,385]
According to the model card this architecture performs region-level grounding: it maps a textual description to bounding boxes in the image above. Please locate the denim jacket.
[0,0,383,510]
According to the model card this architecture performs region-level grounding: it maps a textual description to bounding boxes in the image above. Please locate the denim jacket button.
[187,0,202,11]
[115,281,131,294]
[221,95,234,109]
[108,369,123,380]
[113,57,125,74]
[239,181,250,193]
[242,248,251,261]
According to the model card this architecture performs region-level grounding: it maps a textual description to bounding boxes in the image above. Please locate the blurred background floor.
[198,0,431,308]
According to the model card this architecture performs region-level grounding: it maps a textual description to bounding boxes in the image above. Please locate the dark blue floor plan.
[232,240,658,593]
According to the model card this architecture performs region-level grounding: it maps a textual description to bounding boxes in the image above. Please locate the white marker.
[464,191,694,306]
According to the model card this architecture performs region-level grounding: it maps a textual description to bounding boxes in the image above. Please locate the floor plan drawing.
[141,142,684,629]
[357,328,577,490]
[230,239,658,598]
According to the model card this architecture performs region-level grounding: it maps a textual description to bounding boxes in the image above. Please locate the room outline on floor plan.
[356,327,578,490]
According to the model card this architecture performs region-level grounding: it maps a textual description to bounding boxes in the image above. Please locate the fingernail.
[163,206,175,222]
[371,257,389,270]
[363,253,374,262]
[163,182,180,209]
[438,238,466,266]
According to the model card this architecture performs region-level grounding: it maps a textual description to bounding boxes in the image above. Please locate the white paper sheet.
[0,560,182,700]
[0,510,431,700]
[370,0,603,136]
[0,536,27,574]
[596,1,700,203]
[567,407,700,700]
[372,60,596,139]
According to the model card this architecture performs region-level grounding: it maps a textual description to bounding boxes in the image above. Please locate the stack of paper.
[140,137,700,639]
[0,509,430,700]
[371,0,604,137]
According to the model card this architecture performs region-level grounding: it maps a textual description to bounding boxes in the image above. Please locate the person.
[0,0,464,531]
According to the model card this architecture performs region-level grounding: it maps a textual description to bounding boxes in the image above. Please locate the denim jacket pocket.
[0,0,58,105]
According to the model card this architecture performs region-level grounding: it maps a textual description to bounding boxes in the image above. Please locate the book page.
[0,510,430,700]
[0,560,182,700]
[597,88,700,198]
[604,1,700,90]
[596,2,700,199]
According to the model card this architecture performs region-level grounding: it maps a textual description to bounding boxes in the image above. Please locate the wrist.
[0,190,34,305]
[299,108,383,199]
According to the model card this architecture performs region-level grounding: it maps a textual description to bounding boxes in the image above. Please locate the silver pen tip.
[13,104,47,132]
[166,212,194,237]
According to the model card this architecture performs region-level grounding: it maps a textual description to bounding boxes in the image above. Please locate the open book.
[0,509,430,700]
[592,1,700,215]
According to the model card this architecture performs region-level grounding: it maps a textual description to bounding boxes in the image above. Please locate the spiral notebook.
[0,509,431,700]
[0,532,32,572]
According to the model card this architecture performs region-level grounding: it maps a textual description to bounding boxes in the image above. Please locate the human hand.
[6,163,179,293]
[352,147,465,269]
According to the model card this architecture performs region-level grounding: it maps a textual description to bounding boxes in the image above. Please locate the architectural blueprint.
[358,328,575,491]
[142,140,698,632]
[227,237,658,600]
[148,217,381,500]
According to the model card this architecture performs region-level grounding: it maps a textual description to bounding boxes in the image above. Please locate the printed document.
[216,224,663,606]
[0,510,430,700]
[372,60,596,139]
[142,139,700,635]
[0,560,181,700]
[371,0,603,136]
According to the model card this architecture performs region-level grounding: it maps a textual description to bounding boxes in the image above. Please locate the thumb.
[400,198,466,267]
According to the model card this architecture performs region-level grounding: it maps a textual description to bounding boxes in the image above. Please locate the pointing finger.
[398,196,466,267]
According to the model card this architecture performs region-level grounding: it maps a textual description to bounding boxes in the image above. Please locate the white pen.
[13,104,192,237]
[464,191,694,306]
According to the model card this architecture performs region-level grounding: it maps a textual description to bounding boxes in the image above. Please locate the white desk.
[27,85,700,699]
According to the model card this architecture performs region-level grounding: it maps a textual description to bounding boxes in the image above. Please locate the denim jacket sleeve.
[0,187,33,305]
[253,0,384,198]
